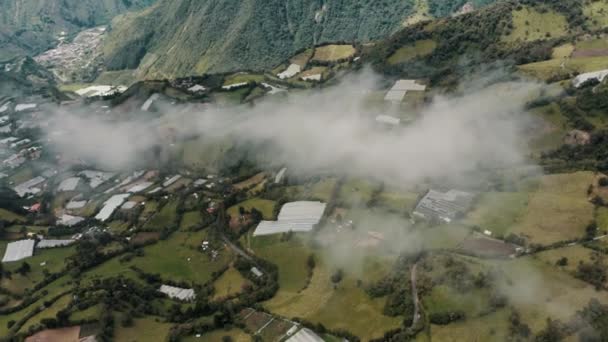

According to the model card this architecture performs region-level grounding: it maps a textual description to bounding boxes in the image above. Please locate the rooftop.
[414,189,474,223]
[2,240,35,263]
[254,201,326,236]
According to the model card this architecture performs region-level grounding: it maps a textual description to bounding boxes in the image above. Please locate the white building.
[285,328,324,342]
[278,64,302,79]
[2,240,35,263]
[57,177,80,192]
[14,103,38,112]
[37,239,75,248]
[58,214,85,227]
[95,193,130,221]
[159,284,196,301]
[384,79,426,103]
[254,201,326,236]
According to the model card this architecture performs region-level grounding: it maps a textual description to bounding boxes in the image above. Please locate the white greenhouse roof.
[127,181,153,193]
[95,193,130,221]
[159,284,196,301]
[573,69,608,88]
[278,64,302,79]
[2,240,35,263]
[37,239,75,248]
[285,328,324,342]
[254,201,326,236]
[57,177,80,192]
[375,115,400,125]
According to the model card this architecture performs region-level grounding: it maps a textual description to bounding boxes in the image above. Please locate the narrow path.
[221,234,253,261]
[409,262,420,330]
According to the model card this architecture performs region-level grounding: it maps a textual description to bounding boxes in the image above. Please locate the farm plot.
[312,45,356,62]
[212,267,249,301]
[144,199,179,230]
[459,235,517,258]
[228,198,276,220]
[510,172,595,245]
[464,191,530,237]
[502,7,568,43]
[114,317,172,342]
[388,39,437,64]
[129,231,231,285]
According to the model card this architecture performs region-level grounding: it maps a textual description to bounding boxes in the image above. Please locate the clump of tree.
[576,253,607,290]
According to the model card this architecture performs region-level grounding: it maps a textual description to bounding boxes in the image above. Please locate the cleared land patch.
[584,0,608,29]
[312,45,356,62]
[114,317,172,342]
[502,7,568,43]
[227,198,276,220]
[388,39,437,65]
[212,267,249,300]
[510,172,595,245]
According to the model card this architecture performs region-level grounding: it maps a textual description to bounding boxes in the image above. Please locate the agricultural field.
[227,198,276,220]
[312,45,356,62]
[0,208,26,223]
[338,178,378,207]
[584,0,608,29]
[144,199,179,230]
[509,172,595,245]
[212,267,249,300]
[18,294,72,333]
[265,259,402,340]
[519,55,608,80]
[180,210,203,230]
[233,172,266,190]
[388,39,437,64]
[464,191,530,237]
[502,7,568,43]
[114,317,172,342]
[223,73,265,86]
[245,233,311,292]
[128,230,231,285]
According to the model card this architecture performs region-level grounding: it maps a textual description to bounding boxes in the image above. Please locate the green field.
[212,267,249,300]
[265,260,401,340]
[503,7,568,43]
[223,73,265,86]
[144,199,179,230]
[388,39,437,64]
[519,55,608,80]
[227,198,276,220]
[129,231,231,285]
[338,178,378,207]
[0,209,26,223]
[246,233,311,292]
[18,294,72,333]
[535,244,595,274]
[180,211,203,230]
[510,172,595,245]
[464,192,530,237]
[114,317,172,342]
[312,45,356,62]
[423,285,492,318]
[584,0,608,29]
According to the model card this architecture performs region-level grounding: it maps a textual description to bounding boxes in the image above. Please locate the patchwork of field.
[502,7,568,43]
[388,39,437,65]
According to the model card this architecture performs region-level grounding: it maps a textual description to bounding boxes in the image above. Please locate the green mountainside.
[0,0,156,62]
[101,0,498,79]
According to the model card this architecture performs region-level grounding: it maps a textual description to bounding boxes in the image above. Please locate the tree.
[17,261,31,275]
[556,257,568,266]
[331,269,344,284]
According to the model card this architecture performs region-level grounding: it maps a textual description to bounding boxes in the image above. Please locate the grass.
[227,198,276,220]
[338,178,378,207]
[519,55,608,80]
[424,285,492,317]
[535,245,595,274]
[2,246,75,294]
[388,39,437,64]
[69,304,102,322]
[0,209,26,223]
[463,192,530,237]
[181,136,234,171]
[597,206,608,230]
[139,200,158,222]
[180,211,203,230]
[108,220,131,234]
[510,172,595,245]
[144,199,179,230]
[18,294,72,333]
[502,7,568,43]
[181,328,250,342]
[212,267,249,300]
[424,308,511,342]
[245,233,311,292]
[290,49,314,67]
[312,45,356,62]
[552,43,574,59]
[129,231,231,285]
[376,190,419,212]
[265,260,401,340]
[584,0,608,29]
[114,317,172,342]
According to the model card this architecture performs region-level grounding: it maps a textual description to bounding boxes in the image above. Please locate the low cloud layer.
[44,69,542,187]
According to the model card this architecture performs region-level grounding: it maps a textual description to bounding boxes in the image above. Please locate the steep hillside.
[102,0,498,79]
[0,0,156,62]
